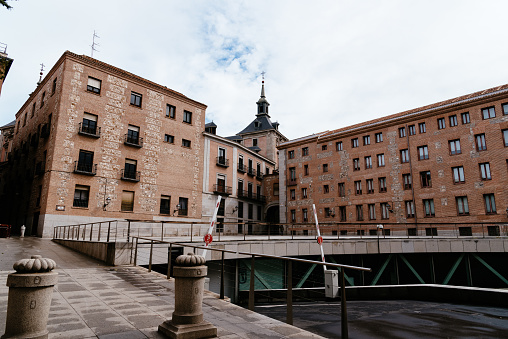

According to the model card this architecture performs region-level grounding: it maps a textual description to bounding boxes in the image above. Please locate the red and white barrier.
[312,204,327,271]
[202,195,222,258]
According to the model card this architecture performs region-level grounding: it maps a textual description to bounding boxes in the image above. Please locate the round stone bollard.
[2,255,57,339]
[158,253,217,339]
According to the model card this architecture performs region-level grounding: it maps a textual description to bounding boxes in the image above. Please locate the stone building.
[1,51,207,237]
[0,42,13,97]
[278,84,508,236]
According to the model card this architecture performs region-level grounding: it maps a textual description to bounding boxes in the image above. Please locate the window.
[36,185,42,207]
[417,145,429,160]
[399,127,406,138]
[289,167,296,181]
[426,228,438,236]
[31,103,36,118]
[378,177,387,192]
[354,180,362,195]
[338,183,345,197]
[77,150,94,173]
[238,201,244,218]
[323,185,329,194]
[290,210,296,223]
[408,125,416,136]
[484,194,496,214]
[323,163,328,172]
[375,133,383,143]
[366,179,374,194]
[290,189,295,200]
[182,139,191,148]
[380,203,390,219]
[238,180,244,198]
[475,134,487,151]
[160,195,171,214]
[503,129,508,147]
[166,104,176,118]
[321,144,327,151]
[52,78,57,95]
[130,92,142,107]
[23,113,27,126]
[423,199,435,217]
[449,115,458,127]
[405,201,415,218]
[482,106,495,119]
[368,204,376,220]
[353,158,360,171]
[437,118,446,130]
[164,134,174,143]
[257,206,262,221]
[324,207,331,218]
[452,166,465,184]
[339,206,347,222]
[123,159,138,180]
[336,141,343,151]
[302,208,308,222]
[351,138,359,148]
[82,112,98,135]
[461,112,470,124]
[420,171,432,187]
[449,139,461,155]
[288,150,295,159]
[121,191,135,212]
[302,147,309,156]
[253,139,258,147]
[503,103,508,115]
[418,122,426,134]
[456,196,469,216]
[488,226,500,236]
[87,77,101,94]
[400,149,409,163]
[365,156,372,169]
[304,164,309,176]
[403,173,412,190]
[183,110,192,124]
[302,187,307,198]
[356,205,363,221]
[73,185,90,208]
[377,153,385,167]
[176,197,188,216]
[40,91,46,107]
[479,162,491,180]
[363,135,371,145]
[126,125,140,145]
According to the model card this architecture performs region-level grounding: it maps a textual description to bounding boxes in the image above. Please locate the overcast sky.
[1,0,508,140]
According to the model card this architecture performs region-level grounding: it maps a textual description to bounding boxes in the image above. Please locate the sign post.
[312,204,327,271]
[202,195,222,258]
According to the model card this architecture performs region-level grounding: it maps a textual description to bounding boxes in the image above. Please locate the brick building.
[1,51,207,237]
[278,84,508,236]
[0,42,13,97]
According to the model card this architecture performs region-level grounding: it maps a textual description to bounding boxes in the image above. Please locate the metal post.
[161,221,164,241]
[287,260,293,325]
[127,220,131,243]
[191,223,193,242]
[248,255,255,311]
[481,223,485,238]
[148,240,153,272]
[107,221,111,242]
[83,225,86,240]
[67,226,70,239]
[268,223,270,240]
[341,268,348,339]
[77,225,80,240]
[90,224,93,241]
[167,243,172,279]
[220,251,225,299]
[98,223,102,241]
[134,237,138,266]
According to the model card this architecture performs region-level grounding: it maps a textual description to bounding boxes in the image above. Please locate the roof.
[237,115,279,135]
[0,120,15,129]
[205,121,217,128]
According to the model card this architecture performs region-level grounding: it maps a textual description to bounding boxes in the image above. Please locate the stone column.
[158,253,217,339]
[2,255,58,339]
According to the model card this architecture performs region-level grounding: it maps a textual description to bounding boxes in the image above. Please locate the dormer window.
[254,121,260,128]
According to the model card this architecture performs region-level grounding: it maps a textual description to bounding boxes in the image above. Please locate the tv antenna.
[91,30,100,58]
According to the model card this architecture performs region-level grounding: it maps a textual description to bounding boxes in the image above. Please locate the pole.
[312,204,327,271]
[341,268,348,339]
[220,251,225,299]
[248,255,255,311]
[148,240,153,272]
[167,243,172,279]
[202,195,222,258]
[287,260,293,325]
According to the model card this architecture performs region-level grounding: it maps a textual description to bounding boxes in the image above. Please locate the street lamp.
[173,204,181,216]
[103,196,111,211]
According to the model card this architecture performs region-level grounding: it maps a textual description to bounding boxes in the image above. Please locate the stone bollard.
[20,225,26,238]
[158,253,217,339]
[2,255,57,339]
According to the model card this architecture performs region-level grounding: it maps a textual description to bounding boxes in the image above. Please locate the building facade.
[278,84,508,236]
[0,42,13,97]
[1,51,207,237]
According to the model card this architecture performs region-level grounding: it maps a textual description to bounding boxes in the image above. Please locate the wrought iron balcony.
[124,134,143,148]
[216,156,229,167]
[247,167,256,177]
[178,208,188,216]
[213,184,232,195]
[78,123,101,138]
[121,169,140,182]
[73,161,97,176]
[256,172,264,180]
[237,189,265,202]
[237,163,247,173]
[287,178,298,186]
[73,199,89,208]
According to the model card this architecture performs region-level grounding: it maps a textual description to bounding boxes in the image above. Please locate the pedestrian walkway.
[0,237,323,338]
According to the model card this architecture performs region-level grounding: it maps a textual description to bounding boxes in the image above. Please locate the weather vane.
[37,63,45,85]
[91,30,100,58]
[261,71,266,81]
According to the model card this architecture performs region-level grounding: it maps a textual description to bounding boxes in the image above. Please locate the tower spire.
[256,72,270,117]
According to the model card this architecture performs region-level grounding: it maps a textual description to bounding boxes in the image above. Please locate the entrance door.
[32,212,40,236]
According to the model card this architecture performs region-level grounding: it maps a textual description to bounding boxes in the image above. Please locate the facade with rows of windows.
[0,51,207,237]
[278,83,508,236]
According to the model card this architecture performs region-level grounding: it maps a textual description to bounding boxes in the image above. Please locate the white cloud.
[1,0,508,140]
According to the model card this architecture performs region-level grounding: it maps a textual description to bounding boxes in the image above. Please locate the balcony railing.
[73,199,89,208]
[160,207,170,215]
[237,163,247,173]
[216,157,229,167]
[237,189,266,202]
[73,161,97,175]
[213,184,232,195]
[78,123,101,138]
[247,167,256,177]
[287,178,297,186]
[121,169,140,182]
[256,172,264,180]
[178,208,188,216]
[124,134,143,148]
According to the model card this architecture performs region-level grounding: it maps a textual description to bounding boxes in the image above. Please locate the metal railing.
[124,134,143,147]
[132,236,371,338]
[213,184,232,195]
[216,157,229,167]
[121,169,140,181]
[73,161,97,175]
[78,123,101,138]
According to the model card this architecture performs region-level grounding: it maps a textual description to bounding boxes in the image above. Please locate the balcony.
[287,178,298,186]
[121,169,140,182]
[213,184,232,196]
[256,172,264,180]
[216,156,229,167]
[178,208,188,216]
[78,123,101,138]
[237,189,266,203]
[73,161,97,176]
[237,163,247,173]
[247,167,256,177]
[124,134,143,148]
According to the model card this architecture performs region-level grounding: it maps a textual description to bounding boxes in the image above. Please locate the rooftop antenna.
[37,63,45,85]
[91,30,100,58]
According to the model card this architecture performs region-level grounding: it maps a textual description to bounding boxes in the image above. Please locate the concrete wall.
[53,239,132,265]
